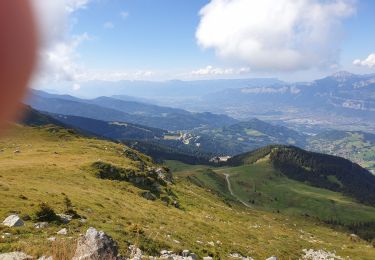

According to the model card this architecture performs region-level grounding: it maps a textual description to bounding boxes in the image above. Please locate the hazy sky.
[31,0,375,91]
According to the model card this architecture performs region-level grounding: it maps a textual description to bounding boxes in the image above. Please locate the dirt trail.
[224,173,252,208]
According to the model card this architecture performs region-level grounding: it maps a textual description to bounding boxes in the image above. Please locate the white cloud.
[353,53,375,68]
[37,33,90,83]
[103,21,115,29]
[30,0,91,86]
[120,11,129,19]
[191,65,250,76]
[196,0,356,72]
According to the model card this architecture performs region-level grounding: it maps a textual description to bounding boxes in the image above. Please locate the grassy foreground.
[0,126,374,259]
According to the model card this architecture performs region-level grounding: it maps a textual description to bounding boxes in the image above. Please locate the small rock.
[14,150,20,154]
[129,245,142,260]
[2,215,24,227]
[182,250,190,257]
[34,222,48,229]
[79,218,87,223]
[173,239,180,244]
[266,257,277,260]
[203,257,213,260]
[57,228,68,235]
[57,214,72,224]
[349,233,360,242]
[0,252,32,260]
[207,241,215,246]
[47,237,56,242]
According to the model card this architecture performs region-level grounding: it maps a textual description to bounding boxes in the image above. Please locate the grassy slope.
[215,161,375,225]
[0,128,374,259]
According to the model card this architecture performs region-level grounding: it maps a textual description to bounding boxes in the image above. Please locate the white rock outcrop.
[0,252,32,260]
[2,215,24,227]
[301,249,343,260]
[72,227,118,260]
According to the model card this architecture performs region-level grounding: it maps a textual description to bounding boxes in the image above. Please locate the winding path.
[224,173,252,208]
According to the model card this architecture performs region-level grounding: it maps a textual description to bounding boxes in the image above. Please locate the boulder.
[72,227,118,260]
[0,252,32,260]
[2,215,24,227]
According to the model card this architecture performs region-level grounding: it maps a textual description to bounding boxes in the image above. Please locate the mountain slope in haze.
[183,119,307,156]
[52,114,168,141]
[228,145,375,206]
[195,72,375,131]
[307,130,375,173]
[27,91,237,131]
[21,106,213,164]
[86,96,190,116]
[52,78,284,99]
[2,126,375,258]
[20,105,66,127]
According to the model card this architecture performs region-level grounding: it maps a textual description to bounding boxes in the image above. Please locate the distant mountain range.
[50,78,284,99]
[194,72,375,131]
[38,72,375,132]
[27,90,237,131]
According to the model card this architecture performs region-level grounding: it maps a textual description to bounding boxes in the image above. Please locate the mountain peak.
[330,71,356,81]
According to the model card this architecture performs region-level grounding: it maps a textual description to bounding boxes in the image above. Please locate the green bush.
[34,203,58,222]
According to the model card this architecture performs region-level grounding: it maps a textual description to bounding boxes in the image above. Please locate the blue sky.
[32,0,375,90]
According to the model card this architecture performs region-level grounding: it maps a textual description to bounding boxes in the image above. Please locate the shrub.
[34,203,58,222]
[63,196,81,219]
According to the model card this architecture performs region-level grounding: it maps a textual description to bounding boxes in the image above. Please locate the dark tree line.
[270,146,375,206]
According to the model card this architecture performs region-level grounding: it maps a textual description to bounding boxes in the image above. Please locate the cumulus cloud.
[191,65,250,76]
[353,53,375,68]
[37,33,89,83]
[31,0,91,86]
[196,0,356,72]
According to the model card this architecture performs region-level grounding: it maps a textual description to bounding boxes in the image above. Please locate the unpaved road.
[224,173,252,208]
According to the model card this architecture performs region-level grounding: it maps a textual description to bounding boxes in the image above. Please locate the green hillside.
[308,130,375,172]
[228,145,375,206]
[0,126,374,259]
[216,161,375,224]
